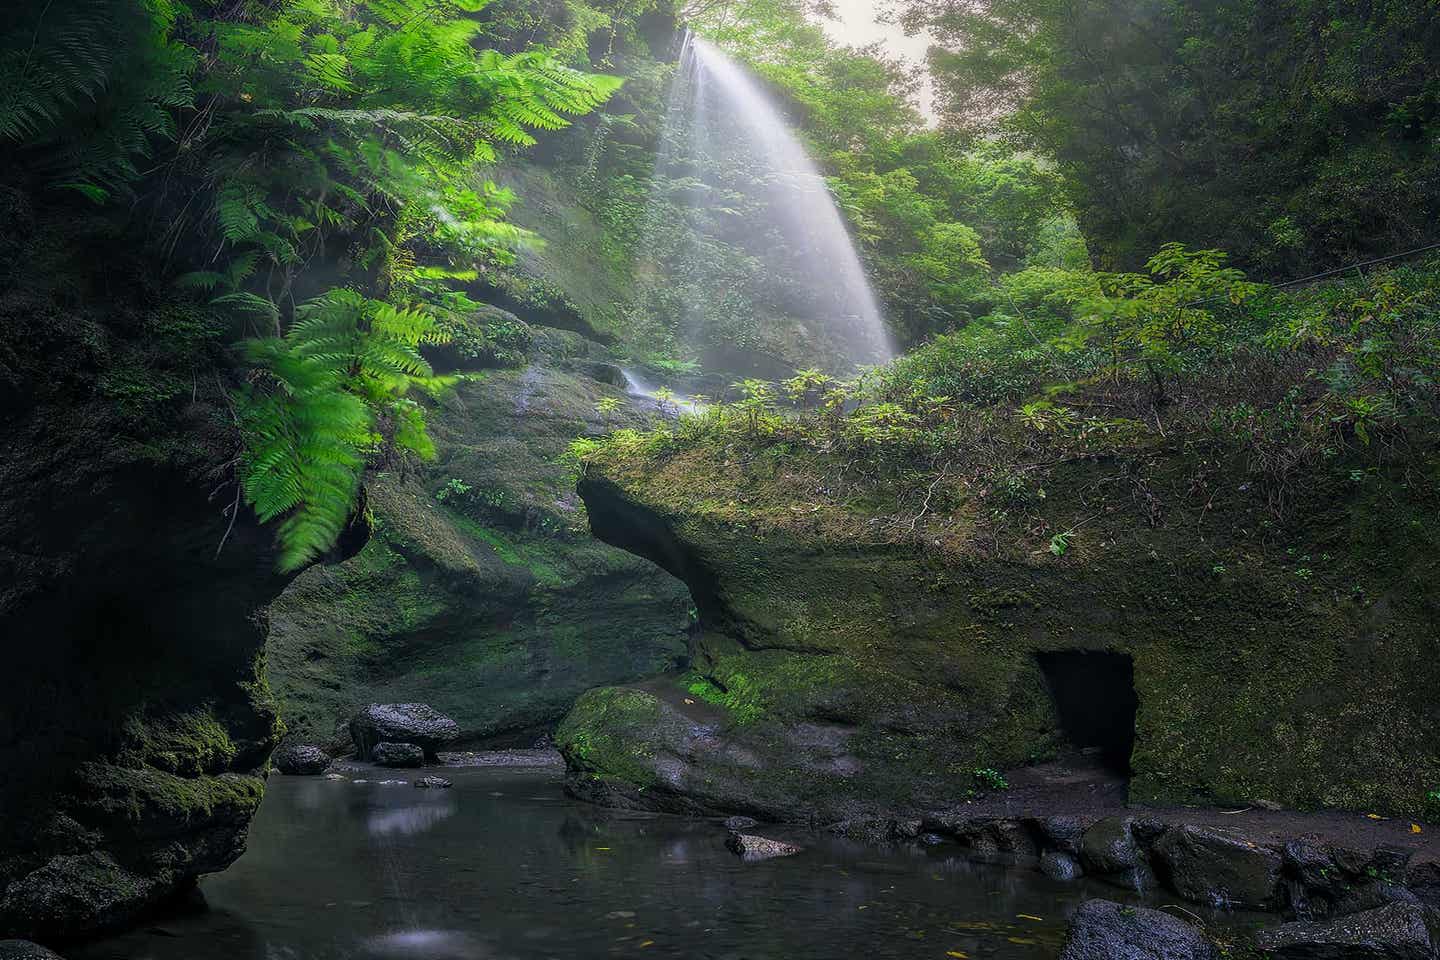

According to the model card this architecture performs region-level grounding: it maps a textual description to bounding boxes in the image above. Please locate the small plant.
[594,395,627,424]
[1049,532,1071,557]
[1425,790,1440,822]
[435,478,472,504]
[973,767,1009,791]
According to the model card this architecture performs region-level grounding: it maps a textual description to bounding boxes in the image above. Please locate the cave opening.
[1035,650,1138,776]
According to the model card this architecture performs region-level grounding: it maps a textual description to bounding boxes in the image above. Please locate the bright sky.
[817,0,937,122]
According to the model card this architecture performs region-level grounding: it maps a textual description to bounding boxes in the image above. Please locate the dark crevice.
[1035,650,1138,776]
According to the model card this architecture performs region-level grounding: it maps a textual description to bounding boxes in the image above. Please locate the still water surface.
[77,766,1171,960]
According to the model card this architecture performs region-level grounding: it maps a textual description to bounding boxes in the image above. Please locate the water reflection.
[362,929,490,959]
[74,769,1260,960]
[366,799,456,837]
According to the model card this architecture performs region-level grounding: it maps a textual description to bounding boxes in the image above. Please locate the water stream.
[70,767,1215,960]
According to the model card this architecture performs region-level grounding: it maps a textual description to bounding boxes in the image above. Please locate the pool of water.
[77,767,1178,959]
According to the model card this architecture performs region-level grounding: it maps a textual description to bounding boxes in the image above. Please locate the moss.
[556,688,664,788]
[567,423,1440,819]
[267,362,690,750]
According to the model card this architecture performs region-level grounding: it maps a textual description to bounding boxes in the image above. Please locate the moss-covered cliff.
[267,339,689,751]
[558,426,1440,823]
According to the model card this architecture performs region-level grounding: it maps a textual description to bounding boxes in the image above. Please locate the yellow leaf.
[946,953,970,959]
[1017,914,1045,922]
[1007,937,1038,945]
[1413,823,1423,834]
[1366,813,1385,820]
[639,941,655,949]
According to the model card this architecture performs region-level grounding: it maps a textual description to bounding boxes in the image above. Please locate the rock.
[272,744,331,775]
[1059,899,1219,960]
[1332,883,1422,919]
[725,834,802,862]
[1042,850,1084,881]
[829,818,922,844]
[1406,860,1440,910]
[325,773,346,781]
[1080,817,1145,875]
[723,816,759,832]
[0,942,66,959]
[1253,903,1440,959]
[1154,825,1282,910]
[1034,815,1091,855]
[350,705,459,762]
[371,742,424,768]
[414,776,453,789]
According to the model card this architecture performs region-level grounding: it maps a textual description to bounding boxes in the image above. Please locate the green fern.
[239,289,452,571]
[0,0,194,200]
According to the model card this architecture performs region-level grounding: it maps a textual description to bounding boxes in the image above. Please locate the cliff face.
[267,339,690,751]
[558,441,1440,823]
[0,195,320,939]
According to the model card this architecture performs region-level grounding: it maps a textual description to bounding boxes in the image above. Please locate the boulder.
[1042,850,1084,882]
[272,744,331,775]
[725,834,802,862]
[1080,817,1145,875]
[414,776,453,789]
[1154,825,1282,910]
[0,942,66,959]
[350,705,459,762]
[1253,903,1440,959]
[371,742,424,768]
[1059,899,1219,960]
[724,816,759,832]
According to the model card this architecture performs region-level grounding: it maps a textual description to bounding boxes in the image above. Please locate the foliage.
[1064,244,1265,400]
[2,0,623,567]
[239,290,452,571]
[901,0,1440,274]
[972,767,1009,791]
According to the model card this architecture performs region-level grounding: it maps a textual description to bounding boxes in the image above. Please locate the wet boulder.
[414,776,453,789]
[371,742,424,768]
[726,834,801,862]
[350,704,459,762]
[1059,899,1219,960]
[272,744,331,775]
[724,816,759,832]
[1154,825,1282,910]
[1252,902,1440,959]
[1042,850,1084,881]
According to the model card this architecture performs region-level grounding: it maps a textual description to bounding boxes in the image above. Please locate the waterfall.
[640,32,894,373]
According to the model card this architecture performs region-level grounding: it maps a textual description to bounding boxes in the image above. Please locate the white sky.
[817,0,937,122]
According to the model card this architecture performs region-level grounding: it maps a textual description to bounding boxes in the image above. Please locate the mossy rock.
[268,360,690,751]
[555,434,1440,822]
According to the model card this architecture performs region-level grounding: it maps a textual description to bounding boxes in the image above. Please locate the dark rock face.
[1059,899,1218,960]
[0,941,66,959]
[371,742,425,768]
[1253,903,1440,959]
[725,834,801,862]
[272,744,331,776]
[0,201,334,940]
[350,706,459,762]
[1154,825,1282,910]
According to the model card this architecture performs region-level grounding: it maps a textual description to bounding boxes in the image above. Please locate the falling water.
[643,32,894,372]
